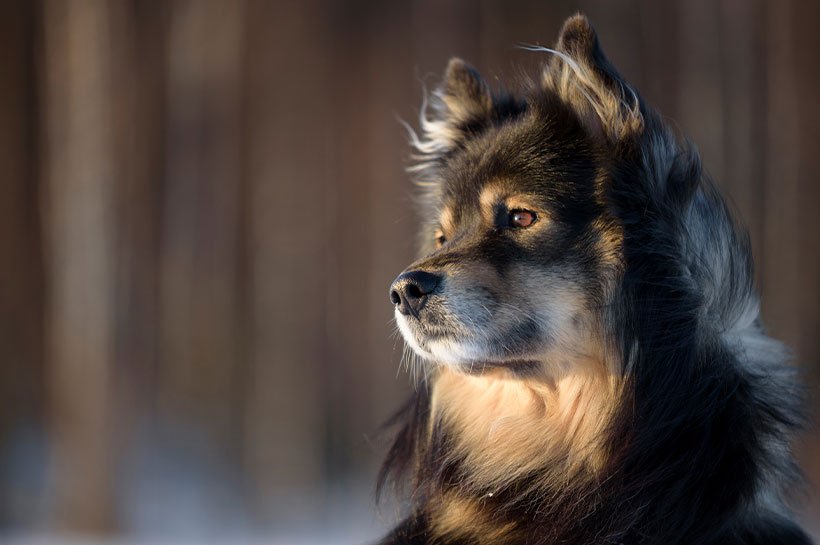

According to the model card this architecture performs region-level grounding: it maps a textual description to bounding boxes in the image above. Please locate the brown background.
[1,0,819,542]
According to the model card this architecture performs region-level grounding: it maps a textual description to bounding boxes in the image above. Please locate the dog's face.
[390,69,640,371]
[391,99,617,371]
[390,25,637,373]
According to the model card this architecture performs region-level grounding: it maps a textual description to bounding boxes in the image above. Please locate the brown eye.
[434,229,446,248]
[509,209,537,229]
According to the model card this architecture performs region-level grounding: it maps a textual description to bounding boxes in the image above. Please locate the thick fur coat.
[380,14,811,545]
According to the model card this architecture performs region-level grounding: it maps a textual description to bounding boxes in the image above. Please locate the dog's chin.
[397,314,542,375]
[429,343,542,375]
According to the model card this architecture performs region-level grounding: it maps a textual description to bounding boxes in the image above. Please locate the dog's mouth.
[452,359,543,376]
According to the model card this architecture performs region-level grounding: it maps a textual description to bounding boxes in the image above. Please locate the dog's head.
[390,15,647,374]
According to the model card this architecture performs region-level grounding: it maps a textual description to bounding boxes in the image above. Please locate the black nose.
[389,270,441,316]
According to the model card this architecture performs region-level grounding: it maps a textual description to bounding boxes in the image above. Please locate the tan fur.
[439,206,455,238]
[478,184,507,224]
[430,493,517,542]
[592,217,625,270]
[541,49,643,143]
[430,345,621,492]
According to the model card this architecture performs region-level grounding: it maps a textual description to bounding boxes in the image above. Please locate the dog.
[379,14,812,545]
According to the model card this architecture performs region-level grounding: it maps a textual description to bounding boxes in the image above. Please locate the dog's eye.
[509,209,537,229]
[434,229,447,248]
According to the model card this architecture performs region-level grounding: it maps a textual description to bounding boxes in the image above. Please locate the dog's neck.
[430,354,619,482]
[426,349,621,540]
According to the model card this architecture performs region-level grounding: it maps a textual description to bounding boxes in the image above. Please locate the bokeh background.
[1,0,819,543]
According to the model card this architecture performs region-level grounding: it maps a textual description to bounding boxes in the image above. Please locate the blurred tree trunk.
[242,0,327,522]
[40,0,117,532]
[763,0,820,522]
[0,0,46,525]
[157,0,248,473]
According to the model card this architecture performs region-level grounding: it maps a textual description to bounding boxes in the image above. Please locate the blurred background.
[1,0,819,543]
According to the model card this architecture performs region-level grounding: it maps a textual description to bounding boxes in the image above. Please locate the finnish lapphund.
[381,13,811,545]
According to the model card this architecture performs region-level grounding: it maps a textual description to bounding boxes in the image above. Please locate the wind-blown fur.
[380,14,811,545]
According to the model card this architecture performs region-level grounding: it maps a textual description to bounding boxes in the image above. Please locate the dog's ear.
[543,14,643,142]
[439,58,493,126]
[412,58,493,155]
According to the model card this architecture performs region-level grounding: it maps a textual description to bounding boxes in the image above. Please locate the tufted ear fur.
[542,14,644,142]
[410,58,494,158]
[439,58,493,126]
